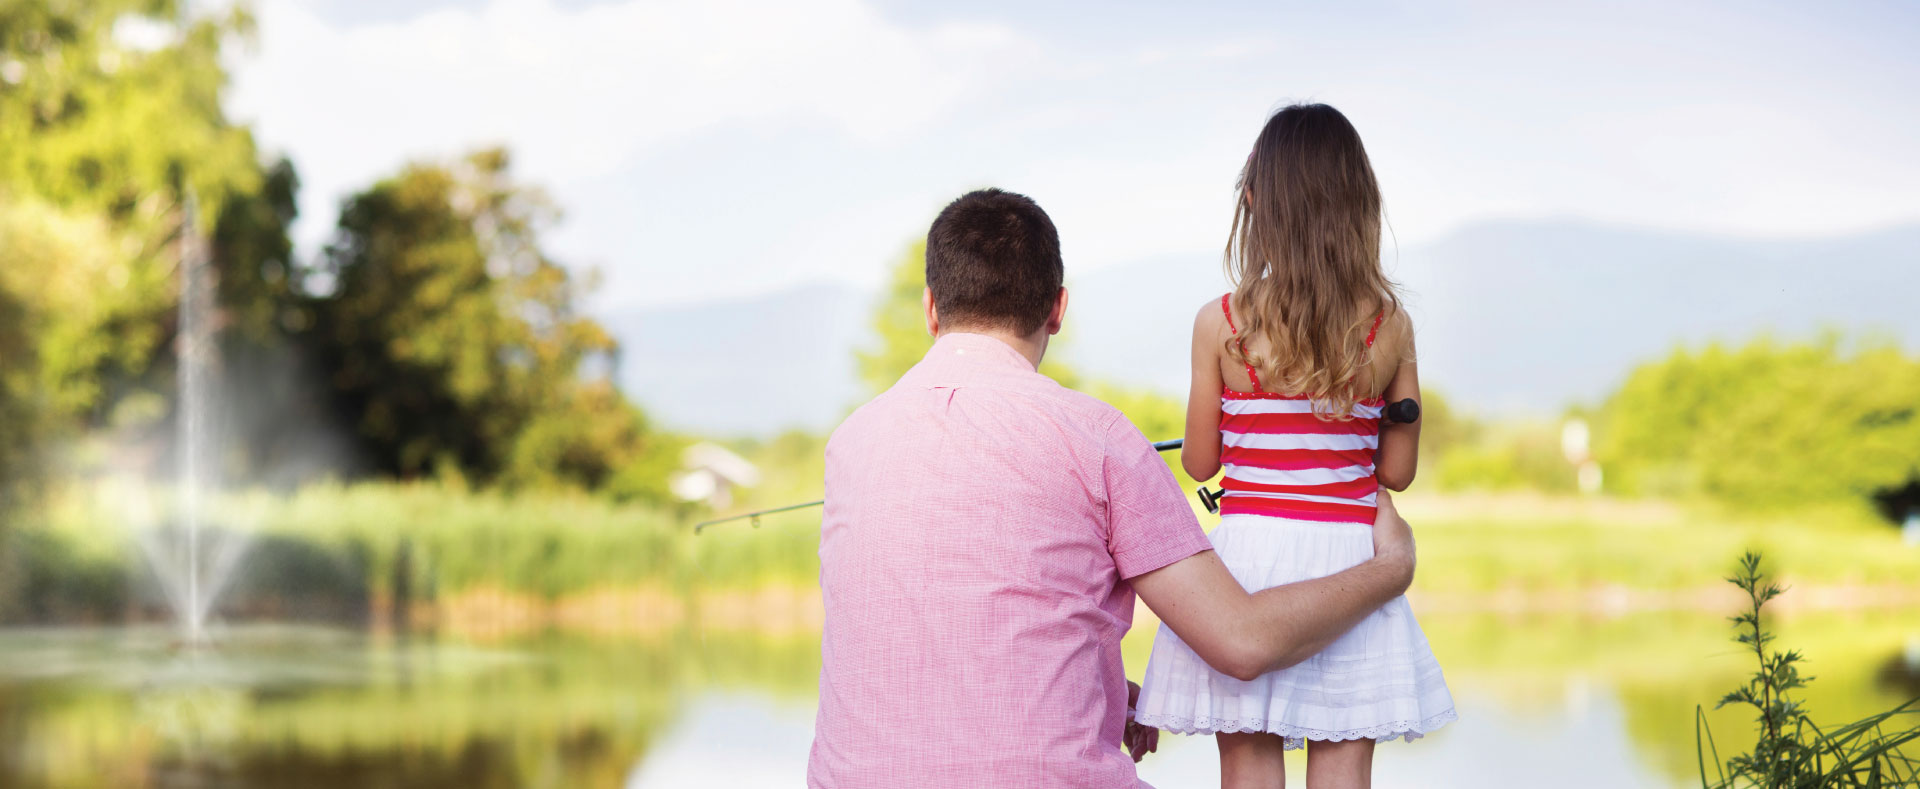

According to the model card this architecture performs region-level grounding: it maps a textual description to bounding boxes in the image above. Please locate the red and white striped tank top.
[1217,293,1385,525]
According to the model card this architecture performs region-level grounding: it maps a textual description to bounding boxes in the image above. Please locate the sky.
[223,0,1920,313]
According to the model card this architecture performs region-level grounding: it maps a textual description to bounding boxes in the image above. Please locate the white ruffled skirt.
[1134,514,1456,749]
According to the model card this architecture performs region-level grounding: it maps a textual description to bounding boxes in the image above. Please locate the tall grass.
[2,479,822,624]
[9,477,1919,625]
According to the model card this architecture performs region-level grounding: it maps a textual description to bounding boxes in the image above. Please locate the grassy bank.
[1400,492,1920,606]
[0,478,815,625]
[2,480,1915,627]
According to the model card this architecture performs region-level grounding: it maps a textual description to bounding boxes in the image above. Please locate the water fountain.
[0,192,647,788]
[136,193,251,646]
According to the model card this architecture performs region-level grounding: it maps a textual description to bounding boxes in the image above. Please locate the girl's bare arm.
[1182,300,1226,481]
[1375,311,1420,491]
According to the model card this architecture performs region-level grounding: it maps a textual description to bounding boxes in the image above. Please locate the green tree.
[1428,418,1579,494]
[0,0,266,225]
[1087,383,1194,485]
[0,235,37,513]
[856,241,1079,394]
[213,158,301,344]
[855,242,933,394]
[0,199,167,430]
[1596,336,1920,513]
[0,0,296,490]
[301,149,664,495]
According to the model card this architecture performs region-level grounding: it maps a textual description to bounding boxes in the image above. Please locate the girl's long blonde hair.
[1225,103,1400,418]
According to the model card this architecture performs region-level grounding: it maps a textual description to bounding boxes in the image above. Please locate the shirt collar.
[927,332,1038,373]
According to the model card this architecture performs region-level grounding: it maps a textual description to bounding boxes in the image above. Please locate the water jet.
[136,193,251,645]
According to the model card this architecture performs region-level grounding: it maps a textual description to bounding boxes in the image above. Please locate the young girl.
[1132,103,1455,788]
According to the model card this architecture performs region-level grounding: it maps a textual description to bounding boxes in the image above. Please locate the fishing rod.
[693,437,1182,534]
[693,399,1420,534]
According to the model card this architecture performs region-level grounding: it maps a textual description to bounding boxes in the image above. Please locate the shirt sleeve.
[1102,414,1211,579]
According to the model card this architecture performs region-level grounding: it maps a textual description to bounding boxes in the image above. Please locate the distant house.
[670,443,761,509]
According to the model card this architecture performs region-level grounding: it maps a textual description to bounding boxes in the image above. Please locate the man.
[810,189,1415,788]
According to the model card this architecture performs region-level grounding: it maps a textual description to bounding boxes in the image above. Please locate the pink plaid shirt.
[810,332,1211,788]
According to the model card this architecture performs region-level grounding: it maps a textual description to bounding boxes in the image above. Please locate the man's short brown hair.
[925,189,1063,335]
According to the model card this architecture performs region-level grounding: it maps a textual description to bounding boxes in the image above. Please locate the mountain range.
[604,220,1920,436]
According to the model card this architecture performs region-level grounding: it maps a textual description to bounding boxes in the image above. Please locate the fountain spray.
[135,191,253,648]
[176,192,214,645]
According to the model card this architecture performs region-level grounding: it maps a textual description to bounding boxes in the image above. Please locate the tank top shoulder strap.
[1220,293,1264,393]
[1364,308,1385,348]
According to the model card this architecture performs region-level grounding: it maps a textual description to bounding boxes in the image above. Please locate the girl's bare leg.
[1304,738,1374,789]
[1217,732,1287,789]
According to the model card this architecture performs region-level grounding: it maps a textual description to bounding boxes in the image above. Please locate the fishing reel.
[1193,398,1419,514]
[1196,485,1225,514]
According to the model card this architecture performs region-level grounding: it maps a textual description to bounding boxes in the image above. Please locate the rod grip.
[1384,398,1420,424]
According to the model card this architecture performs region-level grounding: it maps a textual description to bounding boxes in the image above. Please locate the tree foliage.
[300,149,662,495]
[0,0,264,225]
[0,0,297,500]
[0,199,165,425]
[855,241,934,394]
[0,0,675,503]
[1596,336,1920,512]
[1427,412,1579,495]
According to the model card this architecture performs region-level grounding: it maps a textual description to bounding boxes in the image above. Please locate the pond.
[2,606,1916,788]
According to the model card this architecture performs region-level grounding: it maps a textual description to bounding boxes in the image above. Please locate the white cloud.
[226,0,1920,311]
[228,0,1036,252]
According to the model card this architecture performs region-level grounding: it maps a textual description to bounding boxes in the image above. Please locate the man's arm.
[1130,492,1415,681]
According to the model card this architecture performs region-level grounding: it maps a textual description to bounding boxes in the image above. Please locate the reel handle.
[1384,398,1420,425]
[1196,485,1223,514]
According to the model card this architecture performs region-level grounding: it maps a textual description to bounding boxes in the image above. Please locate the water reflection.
[0,608,1912,788]
[1132,691,1679,788]
[0,626,676,788]
[624,694,814,788]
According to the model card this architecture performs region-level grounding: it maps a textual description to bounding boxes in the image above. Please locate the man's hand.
[1133,491,1422,681]
[1123,680,1159,763]
[1370,490,1416,595]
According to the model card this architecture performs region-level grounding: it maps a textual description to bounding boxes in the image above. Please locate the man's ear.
[923,287,939,337]
[1046,287,1068,336]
